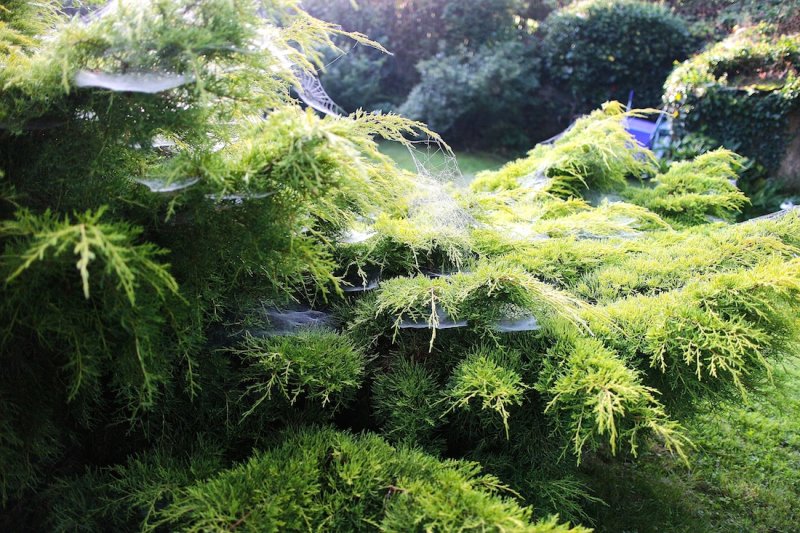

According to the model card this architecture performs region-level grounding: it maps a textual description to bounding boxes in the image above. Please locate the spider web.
[295,69,345,117]
[406,138,463,184]
[404,138,474,232]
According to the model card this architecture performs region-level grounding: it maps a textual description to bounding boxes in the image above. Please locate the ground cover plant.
[2,1,800,531]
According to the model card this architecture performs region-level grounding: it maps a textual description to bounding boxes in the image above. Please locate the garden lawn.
[379,141,505,187]
[586,356,800,532]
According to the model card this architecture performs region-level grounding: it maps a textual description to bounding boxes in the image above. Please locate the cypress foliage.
[2,1,799,531]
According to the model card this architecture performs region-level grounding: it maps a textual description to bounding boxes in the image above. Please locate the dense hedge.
[663,0,800,39]
[301,0,526,112]
[541,0,693,113]
[664,26,800,185]
[399,40,544,150]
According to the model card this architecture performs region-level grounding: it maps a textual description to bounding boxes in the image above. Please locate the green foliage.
[234,330,366,416]
[400,40,543,150]
[540,335,690,460]
[45,438,226,532]
[625,149,749,225]
[575,217,799,302]
[358,258,586,349]
[302,0,529,112]
[4,0,800,527]
[141,428,583,532]
[443,347,528,437]
[0,0,475,522]
[542,0,693,112]
[591,259,800,407]
[664,0,800,39]
[664,27,800,182]
[372,358,443,449]
[0,208,187,405]
[472,103,656,198]
[0,206,195,502]
[584,356,800,532]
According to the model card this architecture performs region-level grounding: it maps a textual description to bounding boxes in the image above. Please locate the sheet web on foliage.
[67,0,342,117]
[392,139,541,332]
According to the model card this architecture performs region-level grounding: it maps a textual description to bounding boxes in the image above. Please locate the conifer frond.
[626,149,749,225]
[542,336,691,462]
[2,207,178,304]
[443,347,528,438]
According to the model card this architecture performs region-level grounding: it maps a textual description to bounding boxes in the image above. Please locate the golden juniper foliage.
[1,1,799,531]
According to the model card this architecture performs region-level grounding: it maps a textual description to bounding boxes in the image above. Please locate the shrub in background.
[664,26,800,193]
[400,40,543,151]
[304,0,548,149]
[663,0,800,40]
[302,0,527,112]
[542,0,693,113]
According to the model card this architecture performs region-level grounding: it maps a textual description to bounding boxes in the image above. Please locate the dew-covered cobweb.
[295,69,345,117]
[404,138,475,232]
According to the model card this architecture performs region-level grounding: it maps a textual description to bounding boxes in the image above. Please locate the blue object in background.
[624,90,670,151]
[624,116,658,147]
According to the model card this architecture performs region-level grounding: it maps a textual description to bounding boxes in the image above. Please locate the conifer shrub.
[443,346,528,437]
[3,2,800,530]
[471,103,656,198]
[539,335,689,459]
[151,428,588,533]
[234,329,366,417]
[588,259,800,409]
[575,221,798,302]
[372,358,443,450]
[624,149,749,225]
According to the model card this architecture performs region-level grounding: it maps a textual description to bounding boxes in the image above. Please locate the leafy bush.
[542,0,693,113]
[302,0,527,111]
[663,0,800,39]
[400,40,543,150]
[664,27,800,187]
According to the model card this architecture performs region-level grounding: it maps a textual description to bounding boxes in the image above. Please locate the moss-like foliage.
[344,103,800,472]
[443,347,528,437]
[235,329,366,416]
[540,335,689,459]
[150,429,588,532]
[624,149,749,225]
[472,103,656,198]
[372,358,443,450]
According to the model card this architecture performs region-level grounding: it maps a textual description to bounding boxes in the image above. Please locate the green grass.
[584,357,800,532]
[378,141,505,187]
